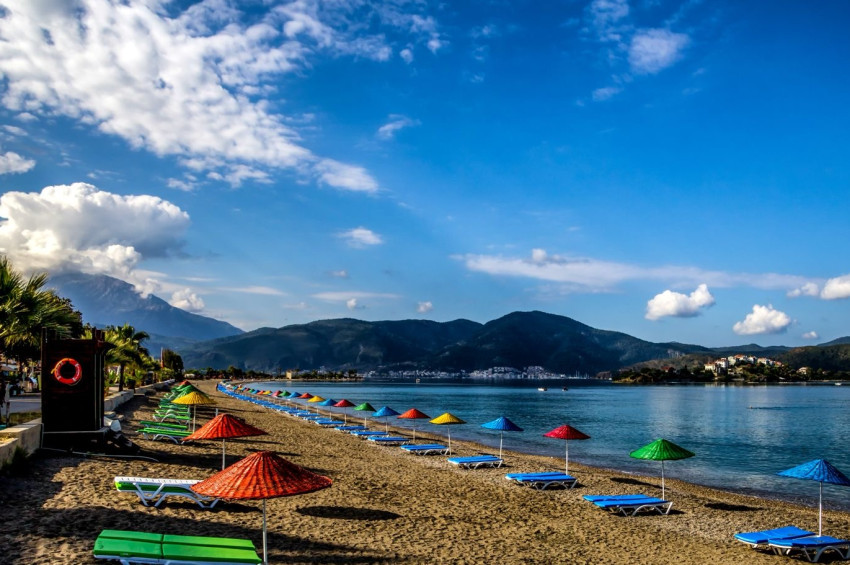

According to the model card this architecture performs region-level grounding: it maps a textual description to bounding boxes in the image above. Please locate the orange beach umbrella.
[183,413,268,470]
[192,451,332,565]
[398,408,430,440]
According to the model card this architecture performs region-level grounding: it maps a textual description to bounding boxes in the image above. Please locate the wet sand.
[1,380,849,564]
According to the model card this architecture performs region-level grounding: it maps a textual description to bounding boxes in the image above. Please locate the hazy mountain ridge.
[48,273,243,344]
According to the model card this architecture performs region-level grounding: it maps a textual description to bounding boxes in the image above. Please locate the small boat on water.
[562,386,568,391]
[537,387,547,392]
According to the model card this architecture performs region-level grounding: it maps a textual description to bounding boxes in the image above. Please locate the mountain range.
[48,272,849,374]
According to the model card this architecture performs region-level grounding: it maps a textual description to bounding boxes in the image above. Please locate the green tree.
[102,323,151,391]
[161,348,184,374]
[0,257,82,375]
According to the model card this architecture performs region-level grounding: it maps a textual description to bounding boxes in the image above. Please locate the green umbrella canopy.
[629,438,694,500]
[354,402,375,425]
[629,438,695,461]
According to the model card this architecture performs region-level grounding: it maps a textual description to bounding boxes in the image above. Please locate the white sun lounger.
[114,477,220,509]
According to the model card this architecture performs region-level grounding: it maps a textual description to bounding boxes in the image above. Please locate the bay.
[252,379,850,509]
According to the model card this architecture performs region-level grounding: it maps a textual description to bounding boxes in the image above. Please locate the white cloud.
[629,29,690,75]
[0,150,35,174]
[802,331,819,340]
[788,282,821,298]
[377,115,420,140]
[417,301,433,314]
[222,286,286,296]
[458,249,811,293]
[346,298,362,310]
[330,270,349,279]
[592,86,622,102]
[0,0,447,191]
[645,284,715,320]
[820,274,850,300]
[400,48,414,64]
[313,291,399,302]
[339,227,384,248]
[0,183,189,293]
[170,288,205,312]
[587,0,630,42]
[315,159,378,193]
[732,305,792,336]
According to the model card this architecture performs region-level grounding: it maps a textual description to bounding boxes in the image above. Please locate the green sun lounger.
[114,477,220,508]
[138,421,188,431]
[137,427,193,443]
[93,529,262,564]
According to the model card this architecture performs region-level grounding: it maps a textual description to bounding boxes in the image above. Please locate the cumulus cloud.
[0,0,446,191]
[788,282,821,298]
[592,87,622,102]
[732,305,792,336]
[458,249,811,293]
[820,274,850,300]
[629,29,690,75]
[339,227,384,248]
[346,298,362,310]
[645,284,715,320]
[0,150,35,174]
[400,48,414,64]
[0,183,189,293]
[377,115,421,140]
[802,331,819,340]
[417,301,433,314]
[170,288,205,312]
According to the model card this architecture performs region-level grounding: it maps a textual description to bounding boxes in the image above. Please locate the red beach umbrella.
[192,451,332,565]
[298,392,313,399]
[397,408,430,440]
[333,399,356,423]
[544,424,590,476]
[183,413,268,470]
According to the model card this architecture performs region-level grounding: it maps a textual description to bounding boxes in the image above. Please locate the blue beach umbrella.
[373,406,400,432]
[778,459,850,536]
[481,416,523,459]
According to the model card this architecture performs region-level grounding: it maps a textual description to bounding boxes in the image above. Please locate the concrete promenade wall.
[0,382,164,469]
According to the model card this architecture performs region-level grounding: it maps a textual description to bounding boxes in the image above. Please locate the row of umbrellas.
[227,383,850,541]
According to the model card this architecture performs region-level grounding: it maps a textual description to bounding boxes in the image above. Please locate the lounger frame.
[114,477,220,509]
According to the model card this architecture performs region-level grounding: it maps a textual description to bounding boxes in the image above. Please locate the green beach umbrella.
[629,438,695,500]
[354,402,376,426]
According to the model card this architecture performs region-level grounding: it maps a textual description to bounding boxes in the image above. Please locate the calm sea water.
[253,379,850,510]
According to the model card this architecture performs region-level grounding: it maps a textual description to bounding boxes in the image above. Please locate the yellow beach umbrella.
[172,390,216,431]
[430,412,466,455]
[307,395,325,414]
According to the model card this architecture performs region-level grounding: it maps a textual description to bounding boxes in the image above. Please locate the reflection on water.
[254,380,850,509]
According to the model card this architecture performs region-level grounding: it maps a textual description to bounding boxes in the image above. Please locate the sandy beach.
[2,381,849,564]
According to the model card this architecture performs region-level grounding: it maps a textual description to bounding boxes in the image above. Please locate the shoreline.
[1,380,848,564]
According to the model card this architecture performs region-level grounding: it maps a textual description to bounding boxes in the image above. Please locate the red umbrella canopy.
[184,413,268,442]
[333,399,355,408]
[544,424,590,440]
[398,408,430,420]
[298,392,313,399]
[192,451,332,500]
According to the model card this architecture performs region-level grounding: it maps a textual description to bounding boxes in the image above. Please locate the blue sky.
[0,0,848,347]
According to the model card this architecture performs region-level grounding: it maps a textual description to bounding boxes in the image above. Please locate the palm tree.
[0,257,82,375]
[102,324,151,391]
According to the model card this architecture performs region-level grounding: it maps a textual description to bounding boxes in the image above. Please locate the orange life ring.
[53,357,82,386]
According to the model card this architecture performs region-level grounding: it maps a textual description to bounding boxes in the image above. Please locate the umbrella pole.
[565,442,569,476]
[819,481,823,536]
[448,428,452,455]
[222,439,226,470]
[262,499,268,565]
[661,460,666,500]
[499,432,504,460]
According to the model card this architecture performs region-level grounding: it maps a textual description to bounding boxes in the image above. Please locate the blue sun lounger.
[584,494,673,516]
[314,419,341,427]
[401,444,449,456]
[506,472,578,490]
[447,455,504,469]
[734,526,815,549]
[768,536,850,562]
[367,435,410,445]
[335,425,368,432]
[351,431,387,437]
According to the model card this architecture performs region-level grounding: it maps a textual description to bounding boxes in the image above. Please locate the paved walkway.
[9,393,40,414]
